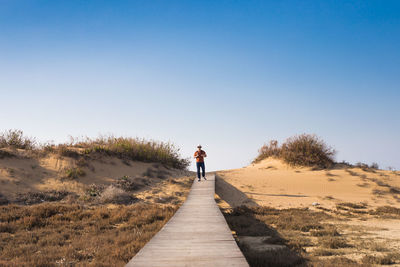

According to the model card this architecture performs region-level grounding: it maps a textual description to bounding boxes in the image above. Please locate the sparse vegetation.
[254,134,336,168]
[98,185,138,205]
[0,202,177,266]
[0,129,36,150]
[72,136,189,169]
[222,206,344,266]
[369,206,400,218]
[15,190,71,205]
[336,202,368,210]
[114,176,142,191]
[64,167,86,179]
[355,161,381,171]
[362,253,400,265]
[0,129,189,169]
[221,205,400,266]
[222,206,305,267]
[319,237,351,249]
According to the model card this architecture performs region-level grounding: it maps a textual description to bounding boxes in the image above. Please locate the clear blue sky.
[1,0,399,171]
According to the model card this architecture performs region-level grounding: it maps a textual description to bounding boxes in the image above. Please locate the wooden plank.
[126,174,249,267]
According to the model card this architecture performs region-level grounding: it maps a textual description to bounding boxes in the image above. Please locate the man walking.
[194,145,207,182]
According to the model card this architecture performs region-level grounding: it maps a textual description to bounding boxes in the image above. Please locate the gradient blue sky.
[1,0,399,171]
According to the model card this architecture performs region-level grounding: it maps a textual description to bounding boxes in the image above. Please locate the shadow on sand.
[215,174,306,267]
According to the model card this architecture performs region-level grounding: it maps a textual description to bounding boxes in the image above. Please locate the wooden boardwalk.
[126,174,249,267]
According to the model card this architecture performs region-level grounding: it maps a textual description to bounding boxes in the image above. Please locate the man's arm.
[203,151,207,157]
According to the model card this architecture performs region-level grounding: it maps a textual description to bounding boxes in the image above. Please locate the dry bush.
[281,134,335,168]
[98,185,137,205]
[64,167,86,179]
[254,134,335,168]
[114,176,142,191]
[369,162,379,169]
[85,183,106,198]
[253,140,281,163]
[0,202,177,266]
[0,129,36,150]
[356,162,380,171]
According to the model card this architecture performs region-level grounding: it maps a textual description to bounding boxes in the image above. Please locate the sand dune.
[0,148,189,203]
[216,159,400,266]
[216,158,400,210]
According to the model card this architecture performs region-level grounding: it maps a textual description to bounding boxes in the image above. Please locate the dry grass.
[224,220,304,265]
[319,237,351,249]
[97,185,137,205]
[0,202,178,266]
[221,205,400,267]
[0,129,189,170]
[15,190,72,205]
[369,206,400,218]
[63,136,189,169]
[114,176,143,191]
[337,202,368,209]
[0,129,36,150]
[64,167,86,179]
[254,134,335,168]
[311,257,360,267]
[362,253,400,265]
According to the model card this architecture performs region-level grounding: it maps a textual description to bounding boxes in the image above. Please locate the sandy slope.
[216,158,400,209]
[0,149,190,202]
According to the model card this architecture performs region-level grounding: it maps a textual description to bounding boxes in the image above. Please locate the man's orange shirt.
[194,150,206,163]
